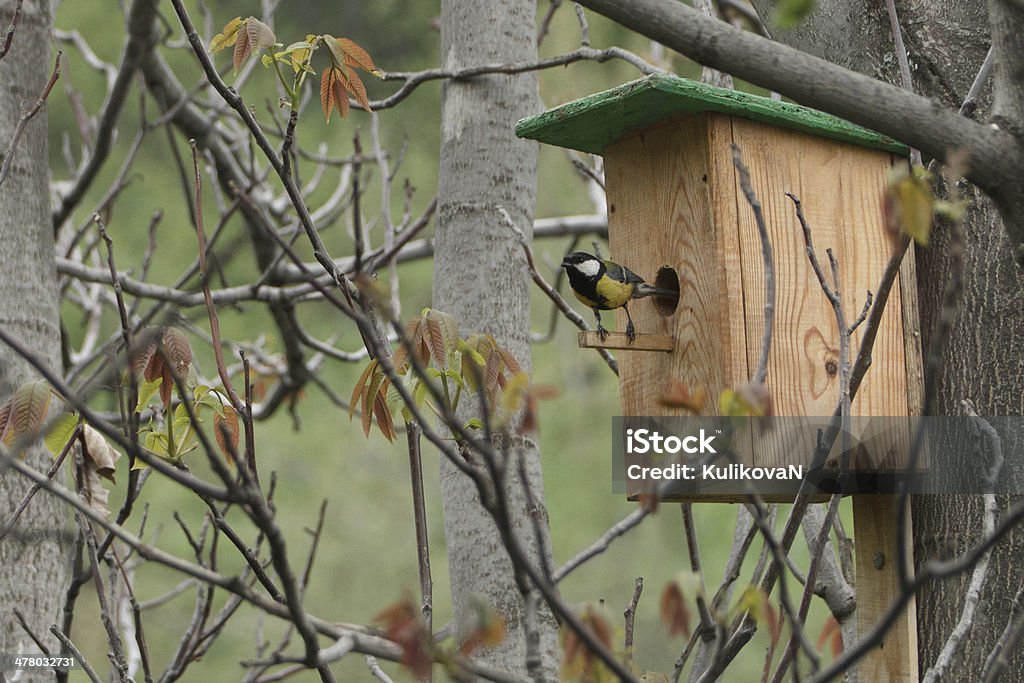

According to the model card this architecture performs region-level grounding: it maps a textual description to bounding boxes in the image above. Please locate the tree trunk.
[751,0,1024,678]
[435,0,559,676]
[0,0,70,678]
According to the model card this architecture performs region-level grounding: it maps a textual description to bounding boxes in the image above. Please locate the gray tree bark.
[753,1,1024,679]
[0,0,71,678]
[435,0,559,676]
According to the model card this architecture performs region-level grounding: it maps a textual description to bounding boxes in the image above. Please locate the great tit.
[560,251,677,343]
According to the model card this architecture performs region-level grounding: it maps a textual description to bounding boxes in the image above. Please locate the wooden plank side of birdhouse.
[724,118,914,471]
[603,115,747,499]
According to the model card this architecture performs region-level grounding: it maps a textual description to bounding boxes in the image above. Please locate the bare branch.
[0,51,61,189]
[0,0,23,60]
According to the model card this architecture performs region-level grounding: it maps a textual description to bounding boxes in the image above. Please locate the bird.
[560,251,677,343]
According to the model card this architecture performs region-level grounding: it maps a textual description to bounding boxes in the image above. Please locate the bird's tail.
[634,283,679,300]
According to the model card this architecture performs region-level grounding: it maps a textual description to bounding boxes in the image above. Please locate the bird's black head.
[560,251,602,278]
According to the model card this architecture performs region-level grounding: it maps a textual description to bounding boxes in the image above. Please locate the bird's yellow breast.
[593,276,635,309]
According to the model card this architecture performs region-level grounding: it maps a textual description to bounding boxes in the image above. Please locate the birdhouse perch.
[518,74,923,681]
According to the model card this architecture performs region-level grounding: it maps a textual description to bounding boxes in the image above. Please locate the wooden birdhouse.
[518,74,922,680]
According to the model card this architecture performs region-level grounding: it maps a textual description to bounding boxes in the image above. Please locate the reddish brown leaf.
[497,347,522,376]
[232,23,251,73]
[373,392,396,443]
[336,37,378,73]
[660,581,691,638]
[214,405,241,465]
[332,71,351,119]
[425,315,448,370]
[375,596,431,679]
[320,67,336,122]
[160,365,174,408]
[144,353,164,384]
[8,380,52,446]
[161,327,193,376]
[129,327,161,378]
[362,364,387,438]
[335,66,371,113]
[350,360,377,420]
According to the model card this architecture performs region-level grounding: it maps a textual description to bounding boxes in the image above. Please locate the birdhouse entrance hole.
[653,266,680,316]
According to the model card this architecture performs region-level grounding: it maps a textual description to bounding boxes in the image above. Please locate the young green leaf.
[210,17,244,52]
[44,412,80,456]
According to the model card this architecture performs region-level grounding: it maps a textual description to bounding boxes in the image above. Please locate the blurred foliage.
[46,1,846,680]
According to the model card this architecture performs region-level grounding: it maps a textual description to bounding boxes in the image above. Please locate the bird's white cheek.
[576,260,601,277]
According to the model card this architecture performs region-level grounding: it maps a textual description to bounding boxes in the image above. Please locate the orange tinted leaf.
[362,364,387,438]
[214,405,241,465]
[333,71,350,119]
[373,392,396,442]
[336,37,378,73]
[350,360,377,420]
[337,67,371,112]
[660,581,691,638]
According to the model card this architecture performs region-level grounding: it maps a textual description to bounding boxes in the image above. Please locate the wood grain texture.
[854,495,919,683]
[727,118,914,472]
[604,116,737,499]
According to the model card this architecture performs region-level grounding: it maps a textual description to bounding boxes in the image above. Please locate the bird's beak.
[560,257,571,268]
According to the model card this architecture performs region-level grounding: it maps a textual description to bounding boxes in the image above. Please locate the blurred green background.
[47,1,844,680]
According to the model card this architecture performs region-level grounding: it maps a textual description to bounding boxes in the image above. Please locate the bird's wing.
[604,259,646,285]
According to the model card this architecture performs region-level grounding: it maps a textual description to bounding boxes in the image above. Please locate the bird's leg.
[594,309,609,341]
[623,304,636,343]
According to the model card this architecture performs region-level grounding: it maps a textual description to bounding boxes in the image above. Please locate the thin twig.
[623,577,643,666]
[732,146,774,384]
[0,0,23,60]
[883,0,921,165]
[406,421,433,639]
[0,51,61,189]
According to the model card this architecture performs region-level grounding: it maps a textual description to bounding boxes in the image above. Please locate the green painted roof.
[516,73,908,155]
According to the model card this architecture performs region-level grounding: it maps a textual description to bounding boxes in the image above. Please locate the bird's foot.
[626,320,636,343]
[596,324,609,341]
